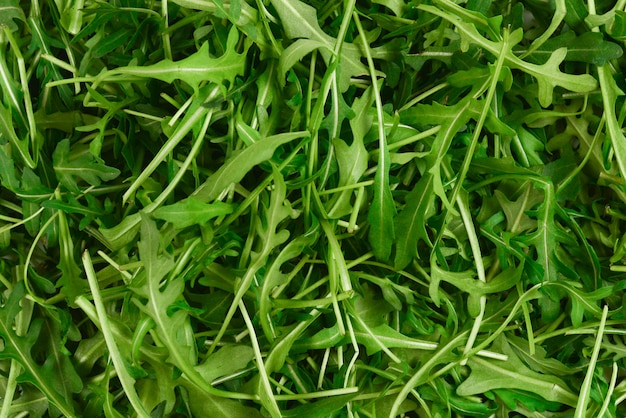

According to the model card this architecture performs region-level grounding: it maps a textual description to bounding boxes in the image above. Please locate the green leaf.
[457,335,578,407]
[0,284,77,417]
[367,162,396,262]
[328,84,374,218]
[278,39,326,86]
[0,101,35,169]
[394,173,435,269]
[524,31,623,66]
[545,281,616,328]
[185,386,263,418]
[0,0,25,32]
[507,335,574,376]
[153,198,234,229]
[52,139,121,193]
[99,213,141,250]
[597,63,626,193]
[492,388,562,412]
[259,221,320,341]
[270,0,368,90]
[282,394,358,417]
[373,0,406,16]
[192,131,307,202]
[419,3,598,106]
[401,97,478,212]
[105,27,247,93]
[195,345,254,383]
[0,145,20,191]
[56,200,86,301]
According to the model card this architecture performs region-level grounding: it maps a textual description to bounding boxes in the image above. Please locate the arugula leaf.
[522,31,623,66]
[419,2,598,106]
[6,0,626,415]
[102,27,248,94]
[0,0,25,32]
[195,345,255,383]
[52,139,121,193]
[153,198,234,229]
[457,335,578,406]
[394,172,435,269]
[0,284,77,417]
[0,145,20,191]
[192,131,308,202]
[270,0,368,90]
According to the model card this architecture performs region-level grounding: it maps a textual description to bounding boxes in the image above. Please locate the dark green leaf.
[524,31,623,66]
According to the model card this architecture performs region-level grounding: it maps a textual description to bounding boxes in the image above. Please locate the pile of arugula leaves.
[2,0,626,416]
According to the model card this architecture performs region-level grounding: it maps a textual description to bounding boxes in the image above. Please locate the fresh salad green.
[1,0,626,416]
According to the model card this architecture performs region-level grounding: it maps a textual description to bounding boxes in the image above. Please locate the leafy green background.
[1,0,626,416]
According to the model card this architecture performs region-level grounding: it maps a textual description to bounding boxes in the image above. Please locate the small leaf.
[270,0,368,90]
[394,173,435,269]
[368,162,396,262]
[153,198,234,229]
[278,39,326,85]
[457,335,578,407]
[0,284,77,417]
[0,101,35,169]
[185,386,263,418]
[110,27,247,93]
[195,345,254,384]
[524,31,623,66]
[192,131,308,202]
[53,139,121,192]
[0,146,20,191]
[373,0,406,16]
[0,0,25,32]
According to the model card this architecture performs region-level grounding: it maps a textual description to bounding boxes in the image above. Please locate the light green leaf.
[99,213,141,250]
[367,161,396,262]
[0,0,25,32]
[457,335,578,406]
[373,0,406,16]
[259,221,320,342]
[195,345,255,384]
[523,31,623,66]
[104,27,247,93]
[278,39,327,85]
[153,198,234,229]
[420,3,598,106]
[0,101,35,169]
[0,284,76,417]
[53,139,121,193]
